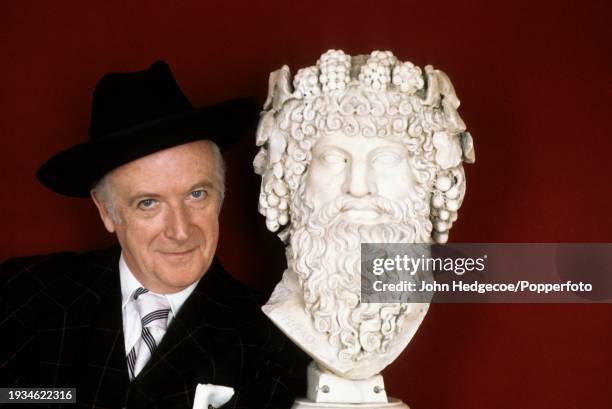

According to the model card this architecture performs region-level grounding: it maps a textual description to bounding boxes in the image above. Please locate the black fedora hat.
[37,60,259,197]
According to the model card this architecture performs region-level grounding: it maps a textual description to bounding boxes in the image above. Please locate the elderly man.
[0,61,306,408]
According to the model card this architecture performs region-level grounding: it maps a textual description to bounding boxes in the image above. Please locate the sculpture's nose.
[342,160,374,198]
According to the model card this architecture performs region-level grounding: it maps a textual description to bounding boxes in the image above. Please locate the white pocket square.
[192,383,235,409]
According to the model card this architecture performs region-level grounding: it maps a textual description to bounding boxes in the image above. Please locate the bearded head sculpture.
[254,50,475,380]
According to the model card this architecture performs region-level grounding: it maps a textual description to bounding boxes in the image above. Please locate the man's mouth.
[159,248,196,259]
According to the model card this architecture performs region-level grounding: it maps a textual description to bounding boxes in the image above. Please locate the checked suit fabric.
[0,246,309,409]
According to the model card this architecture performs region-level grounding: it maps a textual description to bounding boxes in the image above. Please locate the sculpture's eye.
[372,151,402,168]
[320,152,347,165]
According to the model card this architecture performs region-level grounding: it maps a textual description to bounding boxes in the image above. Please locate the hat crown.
[89,61,193,139]
[37,60,258,197]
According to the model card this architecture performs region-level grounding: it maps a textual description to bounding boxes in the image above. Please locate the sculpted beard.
[289,192,432,361]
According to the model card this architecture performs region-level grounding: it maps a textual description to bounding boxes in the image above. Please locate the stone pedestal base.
[292,397,409,409]
[292,363,410,409]
[306,362,388,403]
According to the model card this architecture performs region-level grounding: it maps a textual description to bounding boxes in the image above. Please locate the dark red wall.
[2,1,611,407]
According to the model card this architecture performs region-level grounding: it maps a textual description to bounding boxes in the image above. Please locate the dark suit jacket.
[0,246,308,408]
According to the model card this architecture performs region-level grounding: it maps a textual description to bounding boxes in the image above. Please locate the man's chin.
[153,257,209,291]
[156,269,203,293]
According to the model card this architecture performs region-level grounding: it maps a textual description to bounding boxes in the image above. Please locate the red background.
[2,1,611,407]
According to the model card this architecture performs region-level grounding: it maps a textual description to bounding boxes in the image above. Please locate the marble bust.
[254,50,474,404]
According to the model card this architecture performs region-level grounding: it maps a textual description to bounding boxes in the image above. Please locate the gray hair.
[209,141,226,205]
[92,140,226,224]
[92,172,121,223]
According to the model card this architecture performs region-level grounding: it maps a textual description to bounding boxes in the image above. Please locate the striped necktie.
[126,287,171,380]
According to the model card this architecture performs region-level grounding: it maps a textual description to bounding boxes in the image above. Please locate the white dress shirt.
[119,254,199,355]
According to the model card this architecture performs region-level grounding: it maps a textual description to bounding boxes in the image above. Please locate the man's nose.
[341,160,374,198]
[165,204,190,242]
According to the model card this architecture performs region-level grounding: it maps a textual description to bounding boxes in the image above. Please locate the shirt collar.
[119,253,199,317]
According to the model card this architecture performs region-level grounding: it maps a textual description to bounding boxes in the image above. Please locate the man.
[0,61,306,408]
[253,50,475,384]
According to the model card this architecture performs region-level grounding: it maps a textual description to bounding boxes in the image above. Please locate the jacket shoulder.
[0,247,119,310]
[206,260,265,312]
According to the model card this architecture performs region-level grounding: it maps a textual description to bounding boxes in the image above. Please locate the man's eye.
[190,190,207,200]
[138,199,157,210]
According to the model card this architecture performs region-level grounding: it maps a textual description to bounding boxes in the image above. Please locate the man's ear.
[90,191,116,233]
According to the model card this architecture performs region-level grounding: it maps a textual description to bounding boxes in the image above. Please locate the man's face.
[304,130,417,224]
[93,141,221,293]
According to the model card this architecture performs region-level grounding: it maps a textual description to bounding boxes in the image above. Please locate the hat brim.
[37,98,259,197]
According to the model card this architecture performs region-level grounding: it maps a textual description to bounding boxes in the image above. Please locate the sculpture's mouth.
[341,204,388,223]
